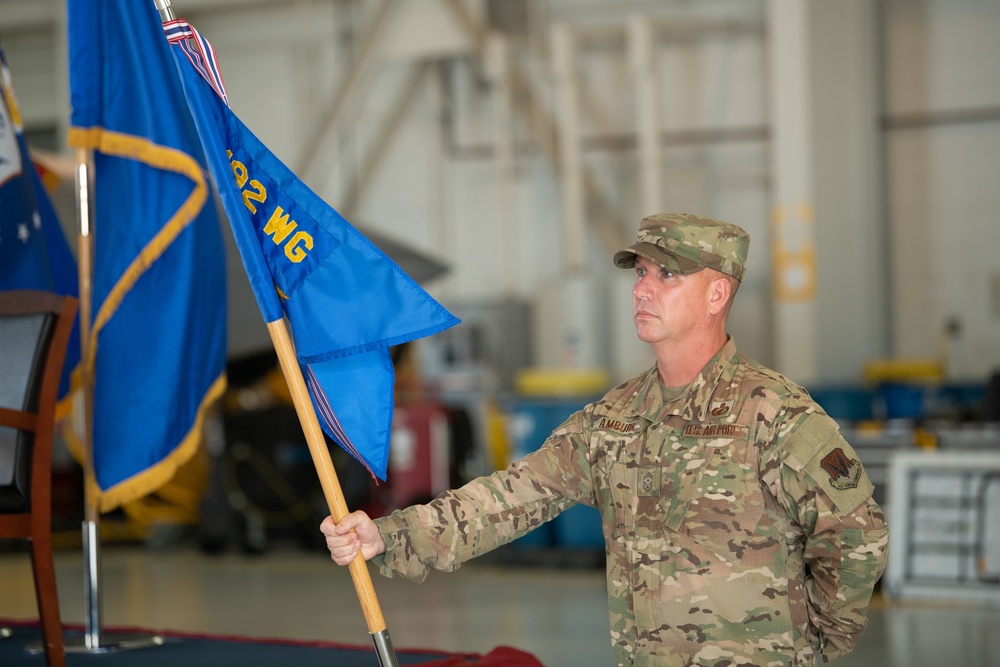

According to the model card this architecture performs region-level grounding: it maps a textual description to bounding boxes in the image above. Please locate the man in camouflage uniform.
[322,213,889,666]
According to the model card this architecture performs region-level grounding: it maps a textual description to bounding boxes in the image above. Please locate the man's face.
[631,255,710,347]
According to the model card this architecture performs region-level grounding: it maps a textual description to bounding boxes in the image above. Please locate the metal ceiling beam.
[340,61,432,217]
[295,0,402,182]
[442,0,625,255]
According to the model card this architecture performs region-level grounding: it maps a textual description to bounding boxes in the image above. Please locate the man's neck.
[654,331,729,388]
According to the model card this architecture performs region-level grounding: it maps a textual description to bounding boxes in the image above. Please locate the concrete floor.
[1,544,999,666]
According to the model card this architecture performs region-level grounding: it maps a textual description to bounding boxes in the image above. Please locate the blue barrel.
[807,386,875,422]
[508,397,604,549]
[877,383,927,420]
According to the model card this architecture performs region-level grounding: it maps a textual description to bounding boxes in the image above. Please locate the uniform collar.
[623,337,740,423]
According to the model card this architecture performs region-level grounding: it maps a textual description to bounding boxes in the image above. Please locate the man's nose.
[633,273,651,298]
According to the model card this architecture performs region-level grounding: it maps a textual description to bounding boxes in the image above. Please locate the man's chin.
[633,325,657,344]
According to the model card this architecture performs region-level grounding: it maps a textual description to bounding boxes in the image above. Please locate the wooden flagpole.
[267,320,397,666]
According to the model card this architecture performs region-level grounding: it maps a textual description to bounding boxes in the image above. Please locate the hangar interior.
[1,1,999,665]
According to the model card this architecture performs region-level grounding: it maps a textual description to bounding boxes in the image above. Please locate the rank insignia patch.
[638,468,660,497]
[820,448,862,490]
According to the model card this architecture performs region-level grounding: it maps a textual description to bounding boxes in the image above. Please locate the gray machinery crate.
[843,423,914,506]
[884,450,1000,605]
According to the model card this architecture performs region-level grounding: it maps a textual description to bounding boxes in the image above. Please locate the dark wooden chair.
[0,290,77,667]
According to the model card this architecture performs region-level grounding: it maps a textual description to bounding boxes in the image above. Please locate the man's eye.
[661,269,673,278]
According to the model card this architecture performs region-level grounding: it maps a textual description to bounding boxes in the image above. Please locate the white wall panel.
[884,0,1000,381]
[2,32,58,129]
[885,0,1000,114]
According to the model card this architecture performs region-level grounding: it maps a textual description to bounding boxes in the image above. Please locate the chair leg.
[30,533,66,667]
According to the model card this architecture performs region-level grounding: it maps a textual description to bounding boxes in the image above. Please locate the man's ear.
[707,274,732,316]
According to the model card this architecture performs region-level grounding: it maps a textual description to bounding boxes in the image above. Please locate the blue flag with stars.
[0,41,80,402]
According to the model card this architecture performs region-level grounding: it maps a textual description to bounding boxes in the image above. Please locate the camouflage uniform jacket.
[373,339,889,666]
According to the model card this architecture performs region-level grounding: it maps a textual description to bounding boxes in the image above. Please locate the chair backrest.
[0,290,78,514]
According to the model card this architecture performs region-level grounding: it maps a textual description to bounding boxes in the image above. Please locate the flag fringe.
[78,372,227,513]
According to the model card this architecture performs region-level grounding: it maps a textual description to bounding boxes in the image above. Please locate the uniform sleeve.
[371,409,594,582]
[777,417,889,662]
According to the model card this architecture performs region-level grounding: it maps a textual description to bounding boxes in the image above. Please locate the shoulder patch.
[820,448,862,490]
[782,415,874,514]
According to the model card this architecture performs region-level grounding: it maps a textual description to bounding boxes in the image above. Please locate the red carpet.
[0,619,545,666]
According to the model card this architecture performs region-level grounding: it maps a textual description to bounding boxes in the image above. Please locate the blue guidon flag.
[165,17,459,480]
[67,0,228,510]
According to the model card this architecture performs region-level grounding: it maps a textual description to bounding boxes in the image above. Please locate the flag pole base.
[371,629,399,667]
[28,520,165,654]
[27,633,165,655]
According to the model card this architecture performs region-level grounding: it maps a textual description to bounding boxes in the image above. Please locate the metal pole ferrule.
[370,629,399,667]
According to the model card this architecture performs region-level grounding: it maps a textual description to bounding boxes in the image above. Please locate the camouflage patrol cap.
[613,213,750,281]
